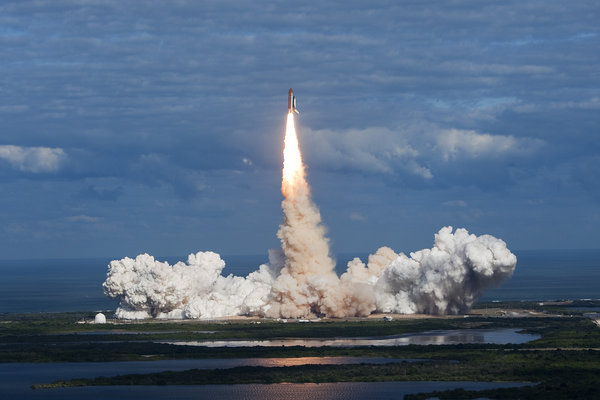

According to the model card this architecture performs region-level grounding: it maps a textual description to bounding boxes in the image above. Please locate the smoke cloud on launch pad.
[103,114,516,319]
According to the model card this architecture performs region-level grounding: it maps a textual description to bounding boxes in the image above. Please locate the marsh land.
[1,299,599,399]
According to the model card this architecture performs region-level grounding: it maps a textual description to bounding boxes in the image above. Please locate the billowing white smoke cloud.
[103,114,516,319]
[344,227,517,315]
[103,226,516,319]
[104,250,282,319]
[266,164,347,318]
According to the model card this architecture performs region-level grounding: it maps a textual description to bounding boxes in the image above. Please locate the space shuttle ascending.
[288,88,299,114]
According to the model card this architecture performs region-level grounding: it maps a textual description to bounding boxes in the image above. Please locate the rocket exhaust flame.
[282,113,305,198]
[103,90,517,320]
[269,111,339,318]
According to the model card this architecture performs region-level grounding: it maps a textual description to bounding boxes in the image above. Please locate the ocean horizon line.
[1,247,599,263]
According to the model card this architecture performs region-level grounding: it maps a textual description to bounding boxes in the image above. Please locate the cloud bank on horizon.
[0,1,599,257]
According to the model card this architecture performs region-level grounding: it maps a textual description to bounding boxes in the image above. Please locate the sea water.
[0,250,598,314]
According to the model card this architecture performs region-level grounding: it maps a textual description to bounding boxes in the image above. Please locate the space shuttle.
[288,88,299,114]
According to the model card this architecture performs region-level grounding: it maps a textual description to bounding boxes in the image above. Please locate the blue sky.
[1,0,598,259]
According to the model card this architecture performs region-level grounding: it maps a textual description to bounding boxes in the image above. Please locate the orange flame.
[282,113,305,198]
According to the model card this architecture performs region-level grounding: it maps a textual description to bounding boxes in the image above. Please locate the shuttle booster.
[288,88,299,114]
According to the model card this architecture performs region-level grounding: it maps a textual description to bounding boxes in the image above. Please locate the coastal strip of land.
[2,300,599,399]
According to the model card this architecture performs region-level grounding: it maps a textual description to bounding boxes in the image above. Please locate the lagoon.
[161,328,539,347]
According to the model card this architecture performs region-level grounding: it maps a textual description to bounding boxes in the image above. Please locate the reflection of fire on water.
[159,328,537,347]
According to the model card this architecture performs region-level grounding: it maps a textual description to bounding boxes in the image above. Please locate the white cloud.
[65,215,103,223]
[295,123,547,185]
[443,200,467,207]
[0,145,66,173]
[515,97,600,113]
[435,129,539,160]
[439,61,554,76]
[0,105,29,113]
[303,126,432,179]
[407,160,433,179]
[349,212,367,222]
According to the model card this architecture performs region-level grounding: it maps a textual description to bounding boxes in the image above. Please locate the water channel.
[161,328,539,347]
[1,360,532,400]
[1,328,540,398]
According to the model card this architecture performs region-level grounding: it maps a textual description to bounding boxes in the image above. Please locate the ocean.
[0,249,598,314]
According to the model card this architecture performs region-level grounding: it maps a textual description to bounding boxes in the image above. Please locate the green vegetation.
[405,383,598,400]
[3,316,600,363]
[475,299,600,316]
[522,318,600,348]
[0,312,472,339]
[32,350,600,400]
[3,299,597,341]
[3,300,600,399]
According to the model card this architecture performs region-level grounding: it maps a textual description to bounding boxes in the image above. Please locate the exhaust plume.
[268,113,342,318]
[104,113,517,319]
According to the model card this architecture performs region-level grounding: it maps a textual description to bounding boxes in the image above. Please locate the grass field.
[2,300,599,399]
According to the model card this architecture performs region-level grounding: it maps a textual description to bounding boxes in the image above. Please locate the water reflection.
[15,381,534,400]
[0,359,533,399]
[161,328,539,347]
[245,356,422,367]
[192,382,532,400]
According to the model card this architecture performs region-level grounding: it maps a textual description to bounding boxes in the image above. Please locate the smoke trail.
[267,113,343,317]
[103,113,517,319]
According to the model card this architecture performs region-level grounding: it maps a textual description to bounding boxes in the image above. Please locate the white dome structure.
[94,313,107,324]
